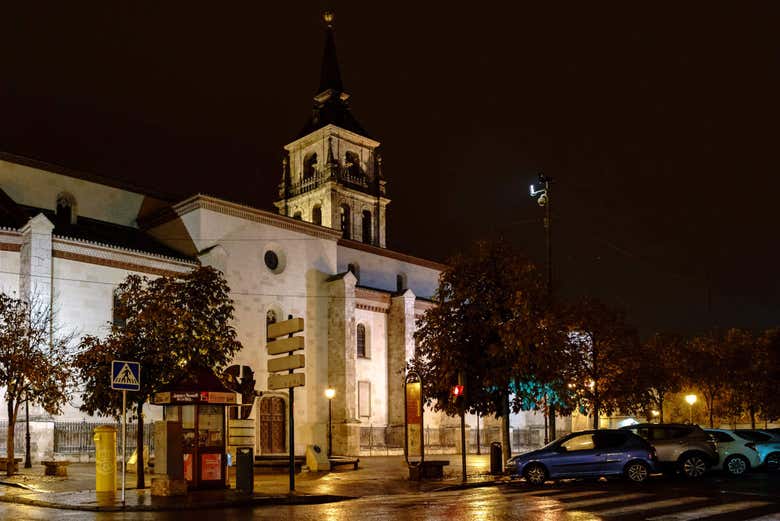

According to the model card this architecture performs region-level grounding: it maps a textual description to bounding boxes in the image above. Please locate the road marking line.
[562,492,649,509]
[744,514,780,521]
[647,500,772,521]
[595,497,708,517]
[525,490,611,499]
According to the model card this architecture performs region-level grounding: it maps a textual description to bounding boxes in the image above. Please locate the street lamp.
[651,410,660,423]
[530,172,554,443]
[685,394,697,424]
[325,388,335,458]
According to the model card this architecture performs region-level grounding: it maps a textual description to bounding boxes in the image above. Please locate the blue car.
[507,429,659,485]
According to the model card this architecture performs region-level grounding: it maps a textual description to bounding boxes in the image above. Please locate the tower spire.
[319,10,343,94]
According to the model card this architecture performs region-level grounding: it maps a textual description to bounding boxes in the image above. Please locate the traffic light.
[451,384,464,397]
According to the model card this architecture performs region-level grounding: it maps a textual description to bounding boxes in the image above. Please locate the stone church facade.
[0,15,460,459]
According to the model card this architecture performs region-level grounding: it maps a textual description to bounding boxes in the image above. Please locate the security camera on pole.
[266,316,305,492]
[530,172,555,443]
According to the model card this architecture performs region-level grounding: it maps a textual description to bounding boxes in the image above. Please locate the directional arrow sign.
[268,354,305,373]
[267,336,305,355]
[267,318,304,339]
[268,373,305,390]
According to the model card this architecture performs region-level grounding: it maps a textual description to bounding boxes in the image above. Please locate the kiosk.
[152,366,236,489]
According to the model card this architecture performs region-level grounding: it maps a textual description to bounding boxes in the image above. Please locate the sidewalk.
[0,455,506,512]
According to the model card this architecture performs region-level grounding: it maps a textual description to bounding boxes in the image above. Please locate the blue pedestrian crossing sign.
[111,360,141,391]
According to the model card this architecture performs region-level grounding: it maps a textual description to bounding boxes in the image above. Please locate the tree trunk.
[501,394,511,460]
[658,395,665,423]
[6,399,14,477]
[548,406,556,442]
[707,391,715,428]
[136,400,145,489]
[592,389,600,429]
[750,405,756,430]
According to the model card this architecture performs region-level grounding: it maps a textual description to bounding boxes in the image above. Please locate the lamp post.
[530,173,555,442]
[685,394,697,424]
[325,388,335,458]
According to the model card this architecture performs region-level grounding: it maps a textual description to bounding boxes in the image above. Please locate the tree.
[757,329,780,425]
[0,293,73,476]
[564,298,640,428]
[412,240,546,460]
[635,333,685,422]
[74,266,242,488]
[684,330,728,428]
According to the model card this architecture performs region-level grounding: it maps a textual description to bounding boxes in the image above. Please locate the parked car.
[506,429,658,485]
[732,430,780,470]
[704,429,761,476]
[620,423,718,478]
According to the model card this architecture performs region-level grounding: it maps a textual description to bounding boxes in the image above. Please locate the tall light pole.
[685,394,697,424]
[325,388,335,458]
[530,173,554,442]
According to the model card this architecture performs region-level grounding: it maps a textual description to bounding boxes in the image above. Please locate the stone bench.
[408,460,449,481]
[0,458,22,472]
[42,460,70,477]
[329,456,359,470]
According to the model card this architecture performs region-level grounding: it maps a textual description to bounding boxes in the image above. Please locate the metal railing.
[53,421,154,456]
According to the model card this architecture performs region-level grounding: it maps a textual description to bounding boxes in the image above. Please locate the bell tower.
[275,11,389,248]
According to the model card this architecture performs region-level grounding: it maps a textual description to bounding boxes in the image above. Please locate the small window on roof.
[56,192,77,225]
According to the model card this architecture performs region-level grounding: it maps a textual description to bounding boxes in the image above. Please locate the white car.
[705,429,762,477]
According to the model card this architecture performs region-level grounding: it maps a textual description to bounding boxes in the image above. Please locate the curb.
[431,479,505,492]
[0,492,355,512]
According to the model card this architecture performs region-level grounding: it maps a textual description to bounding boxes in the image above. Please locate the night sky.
[2,2,778,336]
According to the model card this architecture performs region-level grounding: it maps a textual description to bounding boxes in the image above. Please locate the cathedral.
[0,13,453,459]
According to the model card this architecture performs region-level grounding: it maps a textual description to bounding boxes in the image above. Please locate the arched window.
[312,205,322,226]
[112,290,126,328]
[56,192,77,225]
[303,152,318,180]
[356,323,367,358]
[345,151,363,178]
[293,211,302,220]
[340,204,351,239]
[361,210,372,244]
[396,273,407,293]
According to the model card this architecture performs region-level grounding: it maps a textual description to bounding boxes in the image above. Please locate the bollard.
[94,425,117,492]
[490,441,503,475]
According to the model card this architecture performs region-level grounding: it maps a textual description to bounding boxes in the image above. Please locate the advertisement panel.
[405,380,422,459]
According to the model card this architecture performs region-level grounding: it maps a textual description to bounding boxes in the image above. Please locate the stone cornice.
[338,239,448,271]
[0,229,22,252]
[53,237,196,276]
[284,124,381,151]
[355,286,390,313]
[141,194,343,241]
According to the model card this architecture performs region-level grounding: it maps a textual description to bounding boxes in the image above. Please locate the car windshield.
[735,430,771,442]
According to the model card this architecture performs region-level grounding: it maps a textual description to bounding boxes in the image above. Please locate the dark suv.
[620,423,718,478]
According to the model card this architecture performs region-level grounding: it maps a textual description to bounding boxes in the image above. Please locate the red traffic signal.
[451,385,464,397]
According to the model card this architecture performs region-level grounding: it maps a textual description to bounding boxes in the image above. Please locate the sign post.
[111,360,141,505]
[266,316,305,492]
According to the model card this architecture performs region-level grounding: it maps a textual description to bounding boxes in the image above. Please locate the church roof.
[298,11,370,138]
[18,205,195,262]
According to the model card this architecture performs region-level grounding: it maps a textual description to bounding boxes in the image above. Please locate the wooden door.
[259,397,286,454]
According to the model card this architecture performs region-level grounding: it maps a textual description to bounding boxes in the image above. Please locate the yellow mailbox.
[94,425,117,492]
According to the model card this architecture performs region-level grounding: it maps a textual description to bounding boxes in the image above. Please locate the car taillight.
[746,442,757,451]
[649,447,658,460]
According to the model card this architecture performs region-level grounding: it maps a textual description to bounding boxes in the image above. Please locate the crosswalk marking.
[562,492,649,509]
[525,490,611,500]
[595,497,708,517]
[742,514,780,521]
[647,500,772,521]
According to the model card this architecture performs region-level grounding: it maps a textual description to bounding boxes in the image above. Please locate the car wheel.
[724,455,749,477]
[624,461,650,483]
[680,454,708,479]
[766,452,780,471]
[523,463,548,486]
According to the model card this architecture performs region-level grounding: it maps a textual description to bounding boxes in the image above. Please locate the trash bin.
[236,447,254,493]
[94,425,117,492]
[490,441,503,475]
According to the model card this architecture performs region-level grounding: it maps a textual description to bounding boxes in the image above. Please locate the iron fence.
[53,421,154,456]
[0,421,27,454]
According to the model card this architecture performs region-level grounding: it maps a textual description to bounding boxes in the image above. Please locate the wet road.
[2,477,780,521]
